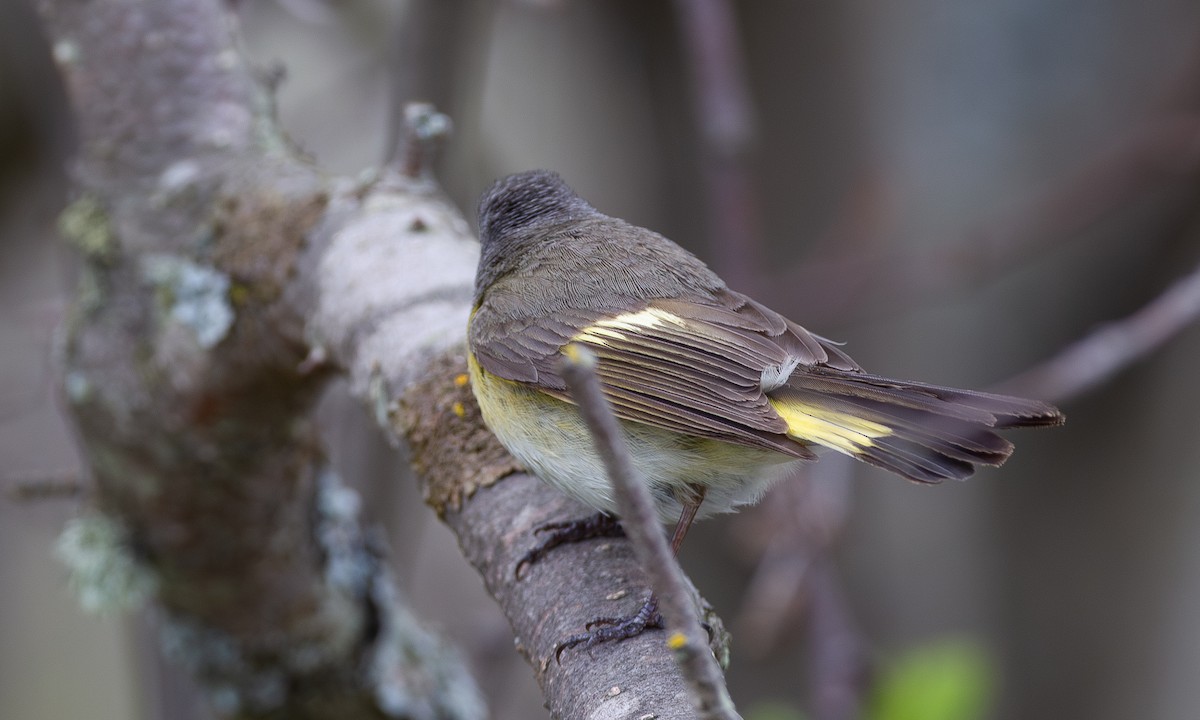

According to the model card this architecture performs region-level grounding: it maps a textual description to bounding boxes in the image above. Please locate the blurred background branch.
[671,0,761,290]
[996,253,1200,403]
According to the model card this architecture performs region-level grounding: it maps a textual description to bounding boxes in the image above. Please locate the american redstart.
[467,170,1063,648]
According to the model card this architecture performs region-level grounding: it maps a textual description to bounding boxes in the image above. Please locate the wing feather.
[470,292,822,456]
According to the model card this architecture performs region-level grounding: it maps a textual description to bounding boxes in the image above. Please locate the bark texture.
[400,353,733,720]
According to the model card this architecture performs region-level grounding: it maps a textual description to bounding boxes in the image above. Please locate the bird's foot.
[514,511,625,579]
[554,594,663,662]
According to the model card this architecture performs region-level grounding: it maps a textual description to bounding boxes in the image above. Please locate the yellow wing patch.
[769,398,893,455]
[573,308,685,346]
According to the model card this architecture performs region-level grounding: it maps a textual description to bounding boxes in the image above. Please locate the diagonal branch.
[398,352,734,720]
[994,256,1200,403]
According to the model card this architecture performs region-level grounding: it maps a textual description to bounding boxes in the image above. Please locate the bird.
[466,169,1064,652]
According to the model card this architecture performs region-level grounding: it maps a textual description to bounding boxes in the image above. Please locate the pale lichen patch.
[141,254,235,348]
[55,513,158,613]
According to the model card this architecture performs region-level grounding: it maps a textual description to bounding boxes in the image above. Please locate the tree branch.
[38,0,480,717]
[398,351,734,720]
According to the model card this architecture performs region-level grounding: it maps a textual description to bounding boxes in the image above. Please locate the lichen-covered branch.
[35,0,737,718]
[37,0,480,718]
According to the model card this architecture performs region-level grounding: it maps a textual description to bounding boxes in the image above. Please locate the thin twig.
[994,256,1200,403]
[559,344,741,720]
[384,0,472,167]
[5,471,85,501]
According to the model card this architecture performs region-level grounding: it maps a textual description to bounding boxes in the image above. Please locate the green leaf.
[868,637,995,720]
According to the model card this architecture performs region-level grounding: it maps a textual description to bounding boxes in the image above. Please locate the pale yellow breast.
[467,353,803,522]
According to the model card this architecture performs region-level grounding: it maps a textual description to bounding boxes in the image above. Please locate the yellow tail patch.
[769,399,893,455]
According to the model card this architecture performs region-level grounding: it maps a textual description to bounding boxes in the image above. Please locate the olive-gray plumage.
[469,169,1063,505]
[475,171,732,335]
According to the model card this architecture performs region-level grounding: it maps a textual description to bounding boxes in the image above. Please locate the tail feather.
[770,370,1064,483]
[798,368,1063,427]
[869,436,976,482]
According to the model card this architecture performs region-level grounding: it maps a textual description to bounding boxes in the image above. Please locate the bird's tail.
[768,369,1064,482]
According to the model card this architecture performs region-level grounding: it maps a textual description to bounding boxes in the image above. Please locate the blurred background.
[3,1,1200,718]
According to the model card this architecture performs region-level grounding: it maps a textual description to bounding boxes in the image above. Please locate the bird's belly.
[468,355,802,523]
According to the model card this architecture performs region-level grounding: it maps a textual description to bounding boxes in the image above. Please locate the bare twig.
[393,102,453,181]
[5,471,85,501]
[560,344,740,720]
[994,256,1200,403]
[671,0,761,289]
[384,0,473,166]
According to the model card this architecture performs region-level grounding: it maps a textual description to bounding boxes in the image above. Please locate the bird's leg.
[668,486,704,554]
[554,486,706,660]
[514,511,625,579]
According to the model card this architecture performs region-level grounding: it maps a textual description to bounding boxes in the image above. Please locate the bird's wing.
[470,289,857,457]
